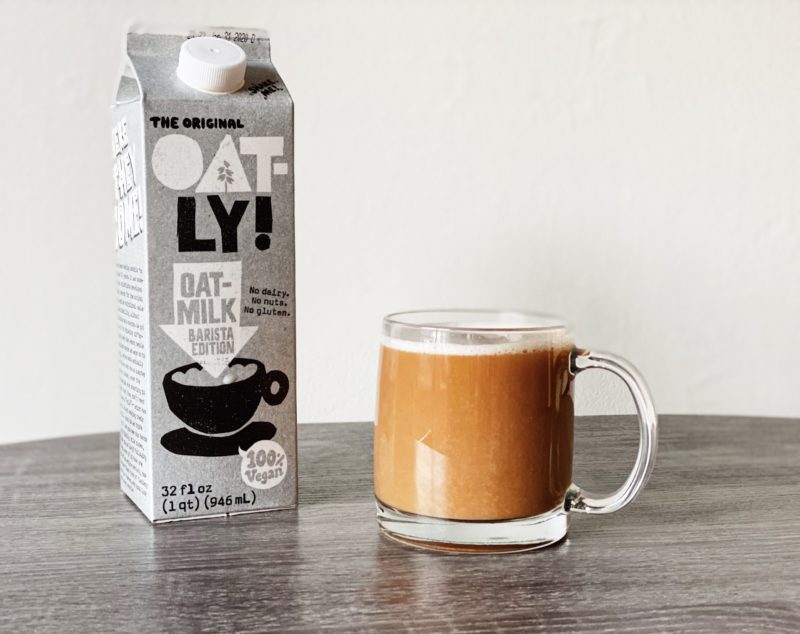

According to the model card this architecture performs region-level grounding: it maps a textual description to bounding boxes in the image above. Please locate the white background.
[1,1,798,444]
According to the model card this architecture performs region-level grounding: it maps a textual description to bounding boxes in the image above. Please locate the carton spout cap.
[177,37,246,94]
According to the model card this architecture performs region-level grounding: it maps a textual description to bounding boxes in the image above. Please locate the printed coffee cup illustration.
[160,358,289,457]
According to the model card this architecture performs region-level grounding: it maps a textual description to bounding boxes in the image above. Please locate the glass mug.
[374,310,657,552]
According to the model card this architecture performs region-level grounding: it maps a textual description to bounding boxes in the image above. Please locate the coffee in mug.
[374,310,657,552]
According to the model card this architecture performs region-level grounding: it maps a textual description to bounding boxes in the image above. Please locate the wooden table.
[1,416,798,632]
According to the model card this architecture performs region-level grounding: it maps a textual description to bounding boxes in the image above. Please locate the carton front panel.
[143,89,296,520]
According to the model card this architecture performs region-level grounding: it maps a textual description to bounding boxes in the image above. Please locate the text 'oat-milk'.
[113,28,296,522]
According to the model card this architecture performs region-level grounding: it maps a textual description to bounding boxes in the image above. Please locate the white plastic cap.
[176,37,247,94]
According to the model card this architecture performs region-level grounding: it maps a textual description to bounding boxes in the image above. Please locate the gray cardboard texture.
[113,29,296,522]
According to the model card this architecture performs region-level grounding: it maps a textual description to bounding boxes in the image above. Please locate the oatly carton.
[113,27,296,522]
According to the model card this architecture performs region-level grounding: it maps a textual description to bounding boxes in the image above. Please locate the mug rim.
[383,309,569,333]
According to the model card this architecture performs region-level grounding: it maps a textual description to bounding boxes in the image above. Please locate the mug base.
[376,500,568,553]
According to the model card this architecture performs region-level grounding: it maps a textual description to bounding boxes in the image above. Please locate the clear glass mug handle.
[566,348,658,514]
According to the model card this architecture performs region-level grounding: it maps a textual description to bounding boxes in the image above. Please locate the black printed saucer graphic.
[160,357,289,457]
[160,421,276,457]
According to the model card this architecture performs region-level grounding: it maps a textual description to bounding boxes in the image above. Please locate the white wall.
[1,0,798,444]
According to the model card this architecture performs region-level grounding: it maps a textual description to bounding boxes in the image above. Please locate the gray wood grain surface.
[1,416,798,632]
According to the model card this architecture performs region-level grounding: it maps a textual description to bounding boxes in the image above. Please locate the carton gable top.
[116,30,292,107]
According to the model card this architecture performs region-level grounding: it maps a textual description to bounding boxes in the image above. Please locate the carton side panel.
[113,100,154,520]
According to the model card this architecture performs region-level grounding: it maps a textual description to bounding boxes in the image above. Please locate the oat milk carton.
[113,28,296,521]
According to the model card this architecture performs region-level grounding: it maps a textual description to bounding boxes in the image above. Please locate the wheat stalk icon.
[217,160,234,192]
